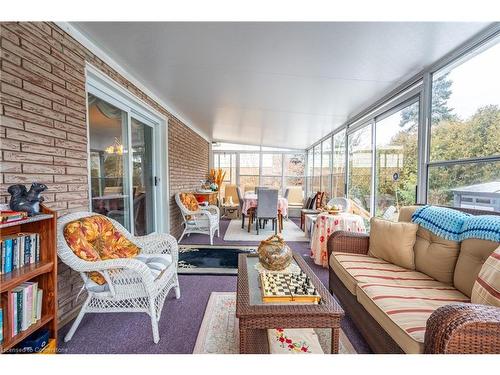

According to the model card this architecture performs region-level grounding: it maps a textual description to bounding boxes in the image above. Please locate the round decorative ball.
[257,234,292,271]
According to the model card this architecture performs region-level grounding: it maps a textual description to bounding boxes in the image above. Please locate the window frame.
[86,65,168,234]
[304,25,500,216]
[212,145,307,196]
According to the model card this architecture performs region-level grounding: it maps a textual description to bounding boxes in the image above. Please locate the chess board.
[259,271,321,304]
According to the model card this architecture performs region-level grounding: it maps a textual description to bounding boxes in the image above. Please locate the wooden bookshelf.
[0,205,57,354]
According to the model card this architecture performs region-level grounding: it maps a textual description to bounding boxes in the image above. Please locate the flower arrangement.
[209,168,226,191]
[273,329,311,353]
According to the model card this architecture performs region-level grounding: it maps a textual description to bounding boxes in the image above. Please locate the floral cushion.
[64,215,141,284]
[179,193,200,212]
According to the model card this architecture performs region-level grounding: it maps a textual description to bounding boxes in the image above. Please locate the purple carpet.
[58,218,371,354]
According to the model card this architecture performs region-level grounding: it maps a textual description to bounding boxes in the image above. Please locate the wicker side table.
[236,253,344,354]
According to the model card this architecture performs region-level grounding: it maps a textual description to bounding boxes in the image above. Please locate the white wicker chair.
[175,193,220,245]
[57,212,180,344]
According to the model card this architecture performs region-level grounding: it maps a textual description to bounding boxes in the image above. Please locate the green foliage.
[427,105,500,204]
[386,74,499,209]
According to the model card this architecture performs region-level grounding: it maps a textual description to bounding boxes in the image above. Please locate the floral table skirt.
[310,212,366,267]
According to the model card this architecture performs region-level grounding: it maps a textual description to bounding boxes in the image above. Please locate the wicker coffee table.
[236,253,344,354]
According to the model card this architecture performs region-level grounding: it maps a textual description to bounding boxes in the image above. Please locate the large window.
[306,149,313,195]
[284,153,305,190]
[375,100,419,218]
[213,153,236,197]
[261,153,283,190]
[321,138,332,201]
[304,32,500,217]
[428,39,500,211]
[239,153,260,192]
[213,144,306,196]
[332,130,346,198]
[312,144,321,193]
[348,125,372,213]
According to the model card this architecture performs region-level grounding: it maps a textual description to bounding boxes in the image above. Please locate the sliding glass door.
[88,94,132,229]
[131,117,156,235]
[88,93,158,235]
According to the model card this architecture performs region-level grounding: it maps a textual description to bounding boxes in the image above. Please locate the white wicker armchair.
[57,212,180,344]
[175,193,220,245]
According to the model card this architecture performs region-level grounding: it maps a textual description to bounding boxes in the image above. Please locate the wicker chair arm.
[424,303,500,354]
[202,205,220,216]
[198,209,218,225]
[134,233,179,263]
[327,230,370,258]
[74,257,151,275]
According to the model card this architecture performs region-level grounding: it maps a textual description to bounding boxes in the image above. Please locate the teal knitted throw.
[411,205,500,242]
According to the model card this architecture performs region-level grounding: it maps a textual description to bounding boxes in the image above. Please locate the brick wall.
[0,22,209,325]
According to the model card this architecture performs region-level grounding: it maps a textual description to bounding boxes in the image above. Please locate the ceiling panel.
[72,22,491,148]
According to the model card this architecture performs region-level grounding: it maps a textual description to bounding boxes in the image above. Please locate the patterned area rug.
[193,292,357,354]
[179,245,256,275]
[223,219,309,242]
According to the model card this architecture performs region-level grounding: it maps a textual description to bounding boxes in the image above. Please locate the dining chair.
[249,189,281,234]
[284,186,304,218]
[223,184,240,205]
[300,191,325,229]
[237,186,247,229]
[254,186,269,193]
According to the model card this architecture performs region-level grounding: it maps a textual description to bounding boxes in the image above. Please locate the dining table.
[310,211,367,267]
[241,192,289,217]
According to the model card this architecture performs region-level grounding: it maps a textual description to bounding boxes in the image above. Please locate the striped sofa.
[328,205,500,354]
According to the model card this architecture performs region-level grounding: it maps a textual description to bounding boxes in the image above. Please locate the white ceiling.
[71,22,491,149]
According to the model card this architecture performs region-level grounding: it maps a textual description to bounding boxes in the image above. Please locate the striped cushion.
[471,246,500,307]
[358,282,469,351]
[330,252,447,295]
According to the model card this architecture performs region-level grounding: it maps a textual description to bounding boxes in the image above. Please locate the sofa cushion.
[398,205,460,285]
[64,215,141,285]
[412,227,461,285]
[454,238,499,297]
[397,205,420,223]
[368,218,418,270]
[330,252,447,296]
[471,246,500,307]
[356,282,469,353]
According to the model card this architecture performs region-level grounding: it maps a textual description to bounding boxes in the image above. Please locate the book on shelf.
[9,283,43,338]
[0,307,3,343]
[0,210,28,224]
[0,233,40,275]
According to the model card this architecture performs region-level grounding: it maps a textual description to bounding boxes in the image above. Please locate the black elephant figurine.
[8,182,48,216]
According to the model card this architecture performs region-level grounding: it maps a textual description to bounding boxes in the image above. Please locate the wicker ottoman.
[236,253,344,354]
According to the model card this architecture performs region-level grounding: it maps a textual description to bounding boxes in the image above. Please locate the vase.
[257,235,292,271]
